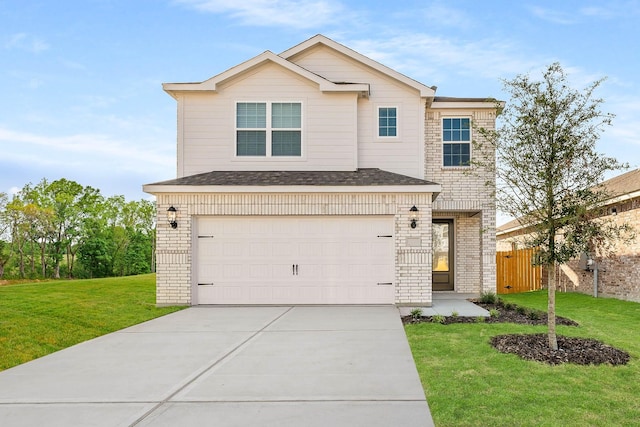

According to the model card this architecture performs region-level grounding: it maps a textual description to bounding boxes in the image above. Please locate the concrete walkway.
[398,296,489,317]
[0,306,434,427]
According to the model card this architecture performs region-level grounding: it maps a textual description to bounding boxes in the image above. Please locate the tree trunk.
[547,264,558,350]
[40,239,46,278]
[18,247,25,278]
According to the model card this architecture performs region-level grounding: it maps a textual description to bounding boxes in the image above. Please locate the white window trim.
[375,105,400,141]
[441,116,472,168]
[234,101,304,159]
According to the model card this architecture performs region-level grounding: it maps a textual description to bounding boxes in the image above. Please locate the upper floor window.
[236,102,302,157]
[378,107,397,137]
[442,117,470,167]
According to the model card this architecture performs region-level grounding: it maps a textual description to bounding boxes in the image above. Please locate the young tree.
[477,63,631,350]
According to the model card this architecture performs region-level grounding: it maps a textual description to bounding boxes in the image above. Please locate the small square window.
[378,107,397,137]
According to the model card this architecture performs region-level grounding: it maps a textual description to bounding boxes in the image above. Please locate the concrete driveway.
[0,306,434,426]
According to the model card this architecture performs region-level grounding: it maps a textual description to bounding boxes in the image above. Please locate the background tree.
[0,192,11,278]
[476,63,632,350]
[0,179,155,280]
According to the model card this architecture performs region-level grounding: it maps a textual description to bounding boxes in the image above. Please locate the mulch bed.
[403,299,630,366]
[401,300,578,326]
[491,333,630,365]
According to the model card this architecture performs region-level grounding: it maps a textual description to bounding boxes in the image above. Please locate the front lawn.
[0,274,184,371]
[406,292,640,427]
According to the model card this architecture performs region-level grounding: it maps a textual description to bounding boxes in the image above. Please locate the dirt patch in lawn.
[403,300,630,366]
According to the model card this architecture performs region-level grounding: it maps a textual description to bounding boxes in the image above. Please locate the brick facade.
[154,192,435,306]
[557,205,640,302]
[498,197,639,303]
[425,108,497,295]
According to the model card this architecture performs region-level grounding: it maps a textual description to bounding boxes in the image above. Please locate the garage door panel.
[196,216,395,305]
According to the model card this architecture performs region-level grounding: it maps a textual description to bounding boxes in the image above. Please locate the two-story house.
[143,35,499,306]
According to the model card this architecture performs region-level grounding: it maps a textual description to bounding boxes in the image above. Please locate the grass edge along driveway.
[406,291,640,427]
[0,274,184,371]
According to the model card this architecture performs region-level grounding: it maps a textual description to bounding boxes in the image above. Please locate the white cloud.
[528,6,577,24]
[175,0,345,29]
[345,32,544,85]
[3,33,49,53]
[0,127,173,173]
[418,3,474,28]
[579,6,615,18]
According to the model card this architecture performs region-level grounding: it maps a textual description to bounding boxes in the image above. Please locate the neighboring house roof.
[600,168,640,199]
[279,34,436,98]
[497,168,640,236]
[144,168,442,197]
[496,217,522,235]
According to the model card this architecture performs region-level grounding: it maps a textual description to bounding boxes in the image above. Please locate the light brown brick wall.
[154,192,435,306]
[425,108,497,295]
[558,205,640,302]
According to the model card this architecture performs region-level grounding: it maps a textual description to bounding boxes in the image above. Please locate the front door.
[432,219,454,291]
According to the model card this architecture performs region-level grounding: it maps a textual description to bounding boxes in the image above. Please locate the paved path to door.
[0,306,434,426]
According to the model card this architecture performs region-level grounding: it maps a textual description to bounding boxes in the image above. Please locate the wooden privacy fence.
[496,248,543,294]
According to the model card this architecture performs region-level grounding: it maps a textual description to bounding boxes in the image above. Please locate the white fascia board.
[280,35,435,98]
[143,184,442,195]
[607,189,640,205]
[163,51,370,98]
[431,101,504,110]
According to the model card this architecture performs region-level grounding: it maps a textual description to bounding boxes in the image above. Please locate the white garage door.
[196,216,395,305]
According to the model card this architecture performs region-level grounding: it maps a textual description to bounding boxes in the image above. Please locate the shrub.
[528,310,541,321]
[516,306,527,315]
[479,291,497,304]
[475,316,486,323]
[451,310,459,318]
[504,302,515,311]
[489,309,500,318]
[410,308,423,320]
[431,314,446,324]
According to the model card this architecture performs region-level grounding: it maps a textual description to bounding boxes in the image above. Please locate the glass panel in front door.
[433,223,449,272]
[432,219,454,291]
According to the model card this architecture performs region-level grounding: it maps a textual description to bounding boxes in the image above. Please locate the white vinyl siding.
[289,45,424,179]
[178,63,357,176]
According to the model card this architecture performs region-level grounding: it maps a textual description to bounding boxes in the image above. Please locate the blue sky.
[1,0,639,207]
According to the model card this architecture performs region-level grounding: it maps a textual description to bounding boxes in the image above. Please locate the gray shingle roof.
[148,168,438,187]
[601,168,640,197]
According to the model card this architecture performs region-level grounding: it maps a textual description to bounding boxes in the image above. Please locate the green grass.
[406,291,640,427]
[0,274,185,371]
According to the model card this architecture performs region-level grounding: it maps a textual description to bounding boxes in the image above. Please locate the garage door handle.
[377,282,393,286]
[377,235,393,238]
[292,264,299,275]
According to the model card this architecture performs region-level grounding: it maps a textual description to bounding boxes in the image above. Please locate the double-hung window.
[236,102,301,157]
[442,117,471,167]
[378,107,397,138]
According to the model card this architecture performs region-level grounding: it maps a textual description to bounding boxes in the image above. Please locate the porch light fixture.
[167,206,178,229]
[409,205,419,229]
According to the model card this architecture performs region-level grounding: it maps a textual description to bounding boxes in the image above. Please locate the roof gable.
[163,50,369,98]
[280,35,436,98]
